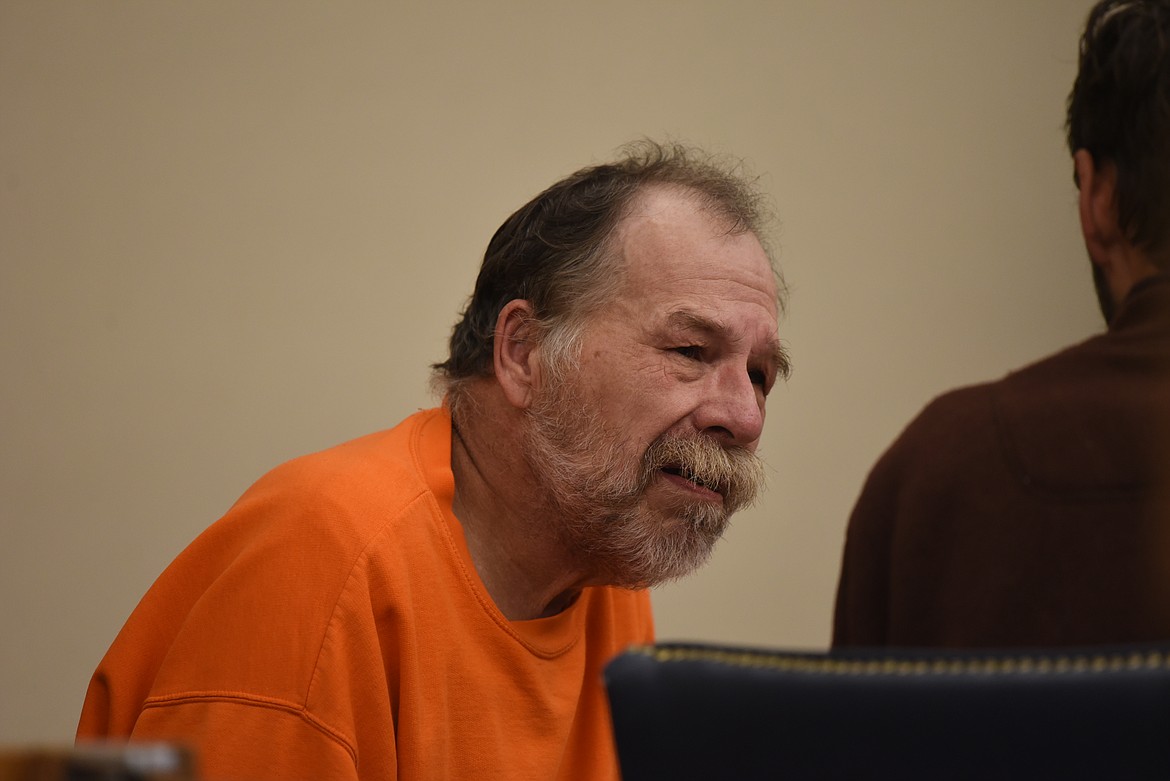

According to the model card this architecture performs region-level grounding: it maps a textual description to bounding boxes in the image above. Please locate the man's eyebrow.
[665,310,722,336]
[771,340,792,381]
[665,310,791,380]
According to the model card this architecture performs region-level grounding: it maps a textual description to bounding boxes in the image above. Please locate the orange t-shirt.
[77,408,654,781]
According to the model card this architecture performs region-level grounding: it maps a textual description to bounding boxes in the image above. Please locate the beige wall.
[1,0,1098,743]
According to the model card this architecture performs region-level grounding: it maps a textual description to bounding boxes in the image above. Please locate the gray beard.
[522,379,765,589]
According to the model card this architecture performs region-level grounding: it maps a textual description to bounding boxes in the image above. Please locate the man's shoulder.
[852,380,1004,496]
[897,334,1103,445]
[252,408,447,504]
[887,337,1101,465]
[125,409,455,680]
[210,408,453,555]
[998,331,1105,385]
[896,380,999,446]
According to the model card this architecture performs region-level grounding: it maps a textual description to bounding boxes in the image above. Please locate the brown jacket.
[834,275,1170,648]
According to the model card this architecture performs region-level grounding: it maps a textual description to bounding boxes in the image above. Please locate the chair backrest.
[604,643,1170,781]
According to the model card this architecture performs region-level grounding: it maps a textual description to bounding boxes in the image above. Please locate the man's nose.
[693,365,766,446]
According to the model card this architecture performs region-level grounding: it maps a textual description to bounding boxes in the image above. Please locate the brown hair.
[1067,0,1170,264]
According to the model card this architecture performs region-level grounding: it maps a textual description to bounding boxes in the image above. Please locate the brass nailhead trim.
[625,645,1170,677]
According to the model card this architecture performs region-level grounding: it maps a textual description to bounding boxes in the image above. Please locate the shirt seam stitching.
[140,691,358,765]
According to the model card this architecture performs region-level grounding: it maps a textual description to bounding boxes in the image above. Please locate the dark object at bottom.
[604,643,1170,780]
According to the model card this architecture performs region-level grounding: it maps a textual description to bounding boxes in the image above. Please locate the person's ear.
[1075,149,1122,267]
[494,299,542,410]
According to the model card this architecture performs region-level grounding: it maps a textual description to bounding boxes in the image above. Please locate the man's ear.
[1075,149,1122,267]
[494,299,542,410]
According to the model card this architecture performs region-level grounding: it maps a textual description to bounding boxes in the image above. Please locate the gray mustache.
[643,435,765,511]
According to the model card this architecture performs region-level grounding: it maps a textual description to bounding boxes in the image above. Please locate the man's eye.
[672,346,703,360]
[749,369,769,389]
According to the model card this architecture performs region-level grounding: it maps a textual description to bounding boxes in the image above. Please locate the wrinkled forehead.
[611,184,781,303]
[615,189,775,291]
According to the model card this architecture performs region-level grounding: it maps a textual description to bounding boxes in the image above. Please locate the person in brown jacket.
[833,0,1170,648]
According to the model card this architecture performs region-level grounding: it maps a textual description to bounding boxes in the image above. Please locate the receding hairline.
[599,183,783,308]
[616,181,774,253]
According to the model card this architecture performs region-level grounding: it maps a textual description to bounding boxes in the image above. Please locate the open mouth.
[660,465,725,497]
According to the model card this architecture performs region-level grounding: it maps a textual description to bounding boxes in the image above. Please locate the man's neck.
[448,391,596,621]
[1102,239,1162,321]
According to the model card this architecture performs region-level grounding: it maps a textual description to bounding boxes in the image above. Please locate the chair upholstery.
[604,642,1170,780]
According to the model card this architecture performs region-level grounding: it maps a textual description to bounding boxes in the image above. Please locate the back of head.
[432,140,778,420]
[1067,0,1170,266]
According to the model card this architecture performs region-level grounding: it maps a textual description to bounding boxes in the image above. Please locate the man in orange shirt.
[78,140,789,780]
